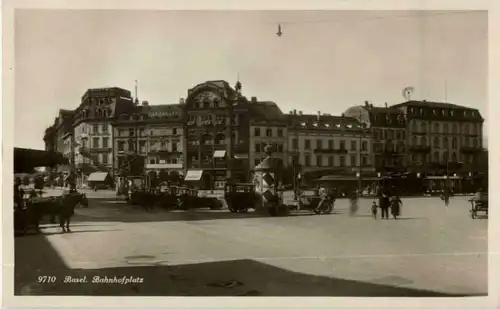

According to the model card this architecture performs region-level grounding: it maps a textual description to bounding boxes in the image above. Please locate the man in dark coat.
[379,189,390,219]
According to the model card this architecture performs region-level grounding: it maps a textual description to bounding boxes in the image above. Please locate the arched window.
[464,124,470,134]
[433,152,439,163]
[442,151,449,163]
[433,137,440,148]
[451,152,457,162]
[421,136,427,146]
[443,137,448,148]
[411,121,417,132]
[412,135,417,146]
[434,123,440,133]
[453,124,458,133]
[473,139,478,147]
[464,138,469,146]
[452,137,457,149]
[443,123,449,134]
[421,122,427,133]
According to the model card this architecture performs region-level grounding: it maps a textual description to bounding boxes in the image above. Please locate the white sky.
[14,10,488,149]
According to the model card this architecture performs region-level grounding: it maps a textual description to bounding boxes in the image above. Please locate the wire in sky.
[270,10,485,26]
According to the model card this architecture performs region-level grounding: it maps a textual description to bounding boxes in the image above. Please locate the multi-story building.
[286,110,372,181]
[391,100,484,175]
[248,100,288,169]
[72,87,136,183]
[182,80,251,188]
[345,102,406,172]
[112,101,184,177]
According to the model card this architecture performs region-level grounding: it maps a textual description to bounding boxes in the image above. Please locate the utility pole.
[291,109,300,201]
[358,110,363,196]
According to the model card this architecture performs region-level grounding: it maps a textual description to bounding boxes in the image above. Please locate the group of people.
[372,189,402,219]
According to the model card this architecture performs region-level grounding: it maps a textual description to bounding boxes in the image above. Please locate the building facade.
[72,87,136,182]
[392,100,484,175]
[182,80,251,188]
[248,100,288,169]
[112,102,184,177]
[286,110,373,181]
[345,102,406,172]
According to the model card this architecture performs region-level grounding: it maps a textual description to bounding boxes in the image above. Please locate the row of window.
[282,154,370,168]
[291,139,368,151]
[254,127,284,137]
[410,152,476,164]
[373,129,405,140]
[117,140,180,153]
[411,136,480,148]
[410,121,481,135]
[117,127,179,137]
[79,123,109,134]
[187,114,239,125]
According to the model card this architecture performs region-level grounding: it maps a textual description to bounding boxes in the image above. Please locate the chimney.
[317,111,321,121]
[341,113,345,117]
[384,102,388,108]
[423,100,427,103]
[251,96,257,103]
[179,98,185,104]
[370,104,374,108]
[142,100,149,106]
[298,111,303,116]
[365,101,369,107]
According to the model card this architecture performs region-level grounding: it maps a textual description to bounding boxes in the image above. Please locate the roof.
[249,101,285,122]
[391,100,483,121]
[392,100,476,110]
[285,113,365,131]
[14,148,69,173]
[87,172,110,182]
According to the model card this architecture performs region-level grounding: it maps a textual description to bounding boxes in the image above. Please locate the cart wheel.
[239,208,248,213]
[322,202,333,214]
[229,207,237,213]
[313,208,321,215]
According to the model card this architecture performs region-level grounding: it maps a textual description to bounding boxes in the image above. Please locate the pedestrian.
[371,201,378,219]
[379,191,390,219]
[349,190,359,216]
[390,193,402,219]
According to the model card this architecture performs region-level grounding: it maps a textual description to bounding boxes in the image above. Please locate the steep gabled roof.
[249,101,285,122]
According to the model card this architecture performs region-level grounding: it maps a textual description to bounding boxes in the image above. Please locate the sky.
[14,10,488,149]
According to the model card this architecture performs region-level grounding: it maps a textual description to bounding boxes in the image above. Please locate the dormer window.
[450,110,454,116]
[420,108,423,115]
[335,124,341,128]
[300,122,306,127]
[441,109,445,115]
[325,124,330,128]
[433,109,436,115]
[313,123,318,127]
[464,111,468,117]
[472,111,476,116]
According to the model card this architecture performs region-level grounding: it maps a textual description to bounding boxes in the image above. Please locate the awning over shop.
[87,172,110,182]
[184,170,204,181]
[213,150,226,158]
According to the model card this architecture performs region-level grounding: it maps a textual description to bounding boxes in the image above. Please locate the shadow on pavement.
[14,234,484,297]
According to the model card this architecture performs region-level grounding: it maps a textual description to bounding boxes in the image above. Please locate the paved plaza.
[15,192,488,296]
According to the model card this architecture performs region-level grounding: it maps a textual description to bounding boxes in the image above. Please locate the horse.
[57,192,88,233]
[22,192,88,234]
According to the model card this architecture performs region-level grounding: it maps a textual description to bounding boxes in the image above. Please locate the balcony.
[148,149,181,156]
[408,145,431,153]
[88,147,112,153]
[460,146,482,153]
[313,148,348,154]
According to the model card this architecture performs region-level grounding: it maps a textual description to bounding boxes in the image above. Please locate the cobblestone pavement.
[15,195,488,296]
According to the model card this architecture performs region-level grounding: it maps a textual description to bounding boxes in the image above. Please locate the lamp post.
[291,109,300,201]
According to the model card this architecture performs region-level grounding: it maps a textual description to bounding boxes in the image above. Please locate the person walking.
[349,190,359,216]
[379,190,390,219]
[390,192,402,219]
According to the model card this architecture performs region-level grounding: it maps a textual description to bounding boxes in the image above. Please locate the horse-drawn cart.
[469,192,488,219]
